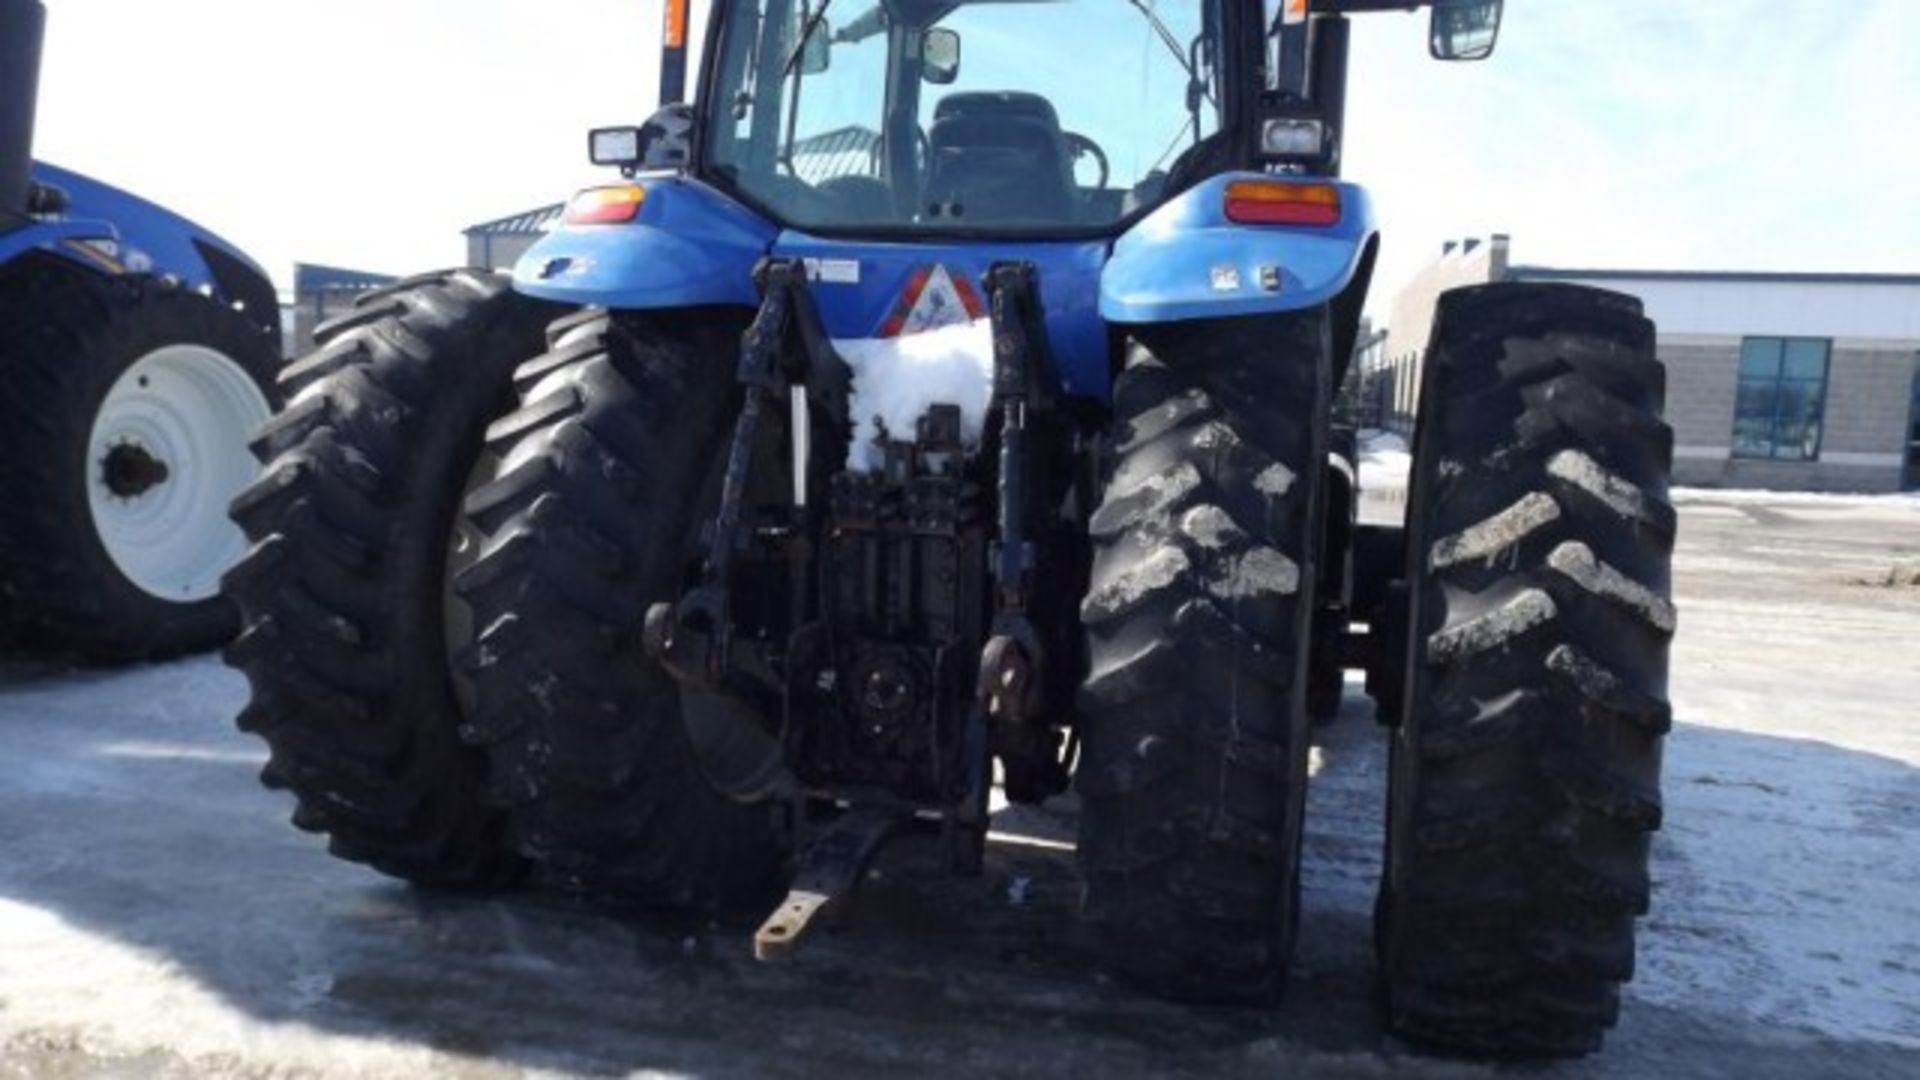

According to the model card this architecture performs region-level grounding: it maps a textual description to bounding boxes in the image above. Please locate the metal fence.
[1336,326,1415,433]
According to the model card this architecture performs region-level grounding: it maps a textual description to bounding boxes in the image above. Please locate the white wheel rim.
[86,343,272,603]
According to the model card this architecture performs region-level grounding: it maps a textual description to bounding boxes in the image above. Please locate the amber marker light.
[1223,180,1342,227]
[565,184,647,226]
[664,0,689,48]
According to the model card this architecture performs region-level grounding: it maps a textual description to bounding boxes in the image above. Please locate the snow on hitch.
[836,317,996,472]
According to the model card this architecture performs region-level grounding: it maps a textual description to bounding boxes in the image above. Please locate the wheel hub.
[100,440,171,500]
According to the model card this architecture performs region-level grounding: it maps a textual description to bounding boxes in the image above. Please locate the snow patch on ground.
[837,319,994,471]
[1673,486,1920,508]
[1357,429,1411,523]
[1358,429,1408,456]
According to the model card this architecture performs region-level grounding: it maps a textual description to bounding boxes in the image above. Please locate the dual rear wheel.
[223,275,1670,1058]
[1069,284,1671,1061]
[221,279,786,901]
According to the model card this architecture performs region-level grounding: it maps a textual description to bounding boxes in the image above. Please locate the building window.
[1733,337,1830,461]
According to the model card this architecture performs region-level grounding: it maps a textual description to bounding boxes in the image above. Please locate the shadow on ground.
[0,658,1915,1078]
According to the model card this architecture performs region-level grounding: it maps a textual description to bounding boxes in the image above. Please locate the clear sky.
[31,0,1920,323]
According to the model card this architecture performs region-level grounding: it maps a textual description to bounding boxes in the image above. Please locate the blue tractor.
[226,0,1675,1056]
[0,0,282,658]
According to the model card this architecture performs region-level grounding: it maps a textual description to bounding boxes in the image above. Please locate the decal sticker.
[879,264,985,337]
[65,239,125,274]
[537,256,596,280]
[804,257,861,285]
[1210,264,1242,292]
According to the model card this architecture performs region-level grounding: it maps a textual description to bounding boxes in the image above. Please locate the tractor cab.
[592,0,1503,238]
[703,0,1225,233]
[542,0,1500,410]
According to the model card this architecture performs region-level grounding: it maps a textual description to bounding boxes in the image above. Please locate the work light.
[1260,118,1327,159]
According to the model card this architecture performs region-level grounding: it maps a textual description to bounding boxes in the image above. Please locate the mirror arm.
[834,6,887,45]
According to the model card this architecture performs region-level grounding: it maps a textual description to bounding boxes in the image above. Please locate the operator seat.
[922,91,1077,225]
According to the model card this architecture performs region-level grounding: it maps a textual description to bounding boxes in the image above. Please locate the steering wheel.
[1063,131,1111,192]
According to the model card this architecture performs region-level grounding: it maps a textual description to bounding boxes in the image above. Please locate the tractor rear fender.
[511,175,776,310]
[20,162,280,341]
[1100,172,1379,324]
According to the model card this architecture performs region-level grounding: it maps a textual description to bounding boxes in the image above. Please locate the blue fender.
[511,176,776,310]
[1100,172,1378,323]
[9,162,282,340]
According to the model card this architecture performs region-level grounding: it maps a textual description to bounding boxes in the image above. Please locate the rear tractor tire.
[0,251,279,659]
[1378,282,1674,1057]
[1076,311,1331,1001]
[222,269,561,885]
[455,309,788,915]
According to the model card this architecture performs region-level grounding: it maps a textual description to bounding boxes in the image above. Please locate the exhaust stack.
[0,0,47,217]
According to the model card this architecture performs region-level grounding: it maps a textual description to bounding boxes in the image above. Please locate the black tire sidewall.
[223,269,561,884]
[457,310,790,913]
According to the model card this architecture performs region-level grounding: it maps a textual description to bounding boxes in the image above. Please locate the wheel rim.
[86,343,272,603]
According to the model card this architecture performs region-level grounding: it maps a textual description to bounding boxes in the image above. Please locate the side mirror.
[922,28,960,85]
[587,105,694,174]
[798,19,833,75]
[1430,0,1503,61]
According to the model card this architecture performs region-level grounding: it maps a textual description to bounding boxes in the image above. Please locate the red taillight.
[1223,180,1341,226]
[565,184,647,226]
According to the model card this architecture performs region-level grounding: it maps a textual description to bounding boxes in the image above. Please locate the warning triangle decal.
[879,264,985,338]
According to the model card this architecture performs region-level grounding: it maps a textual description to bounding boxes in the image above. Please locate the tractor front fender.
[22,162,281,342]
[1100,173,1378,323]
[511,176,775,311]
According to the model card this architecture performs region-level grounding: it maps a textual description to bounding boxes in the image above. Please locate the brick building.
[1380,238,1920,493]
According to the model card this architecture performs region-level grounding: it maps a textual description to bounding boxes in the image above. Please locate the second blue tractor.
[1,0,282,659]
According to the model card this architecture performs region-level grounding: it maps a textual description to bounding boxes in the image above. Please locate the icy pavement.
[1357,428,1411,524]
[1672,486,1920,508]
[2,498,1918,1078]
